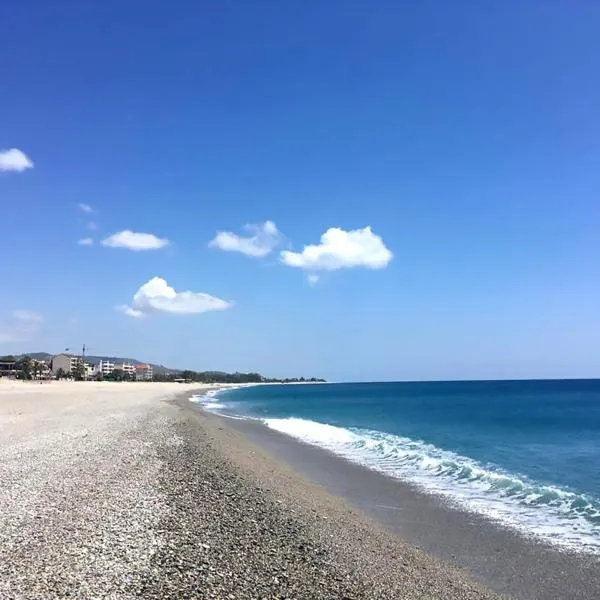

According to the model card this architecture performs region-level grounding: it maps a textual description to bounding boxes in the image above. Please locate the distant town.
[0,352,326,384]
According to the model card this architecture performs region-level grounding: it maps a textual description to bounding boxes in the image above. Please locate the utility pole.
[81,344,86,380]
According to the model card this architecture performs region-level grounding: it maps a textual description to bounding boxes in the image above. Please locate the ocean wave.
[190,389,226,412]
[263,417,600,554]
[189,387,251,420]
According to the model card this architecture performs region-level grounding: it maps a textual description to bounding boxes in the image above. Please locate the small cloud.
[78,203,94,213]
[281,226,392,271]
[78,237,94,246]
[0,148,33,172]
[12,309,43,323]
[307,274,320,286]
[87,221,97,230]
[101,230,170,251]
[0,309,43,343]
[116,305,145,319]
[117,276,233,317]
[209,220,281,258]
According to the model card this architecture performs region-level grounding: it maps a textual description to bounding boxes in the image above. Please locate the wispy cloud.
[116,305,145,319]
[101,230,170,251]
[117,276,233,318]
[87,221,97,230]
[281,226,392,272]
[209,220,281,258]
[307,274,320,286]
[77,203,94,213]
[0,148,33,173]
[77,237,94,246]
[0,309,43,343]
[12,310,43,323]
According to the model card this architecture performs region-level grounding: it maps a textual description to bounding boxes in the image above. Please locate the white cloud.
[281,226,392,271]
[101,230,170,251]
[209,220,281,258]
[116,305,145,319]
[0,309,43,343]
[78,203,94,213]
[78,237,94,246]
[117,276,233,318]
[307,274,320,286]
[0,148,33,172]
[12,310,43,323]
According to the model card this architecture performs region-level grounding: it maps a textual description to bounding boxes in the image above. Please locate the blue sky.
[1,1,600,380]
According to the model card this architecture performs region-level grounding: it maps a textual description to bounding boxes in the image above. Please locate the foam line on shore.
[263,417,600,554]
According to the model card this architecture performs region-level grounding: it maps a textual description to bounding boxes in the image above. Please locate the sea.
[192,380,600,554]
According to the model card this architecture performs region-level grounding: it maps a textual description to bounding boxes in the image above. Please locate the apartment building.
[51,353,82,374]
[135,363,153,381]
[99,360,115,375]
[85,363,99,379]
[51,355,154,380]
[122,362,136,376]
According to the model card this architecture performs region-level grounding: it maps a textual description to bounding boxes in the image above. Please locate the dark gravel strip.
[139,401,501,599]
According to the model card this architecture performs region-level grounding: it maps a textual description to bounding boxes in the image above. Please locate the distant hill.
[16,352,175,375]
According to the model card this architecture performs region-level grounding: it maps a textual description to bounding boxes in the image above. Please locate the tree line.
[153,370,325,384]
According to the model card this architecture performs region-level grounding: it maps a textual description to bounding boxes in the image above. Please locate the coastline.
[0,381,494,599]
[186,391,600,600]
[163,390,499,599]
[2,381,596,598]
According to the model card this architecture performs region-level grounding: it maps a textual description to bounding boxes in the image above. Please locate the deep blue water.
[193,380,600,553]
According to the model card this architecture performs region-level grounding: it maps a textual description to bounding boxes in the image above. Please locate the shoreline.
[167,390,499,599]
[2,381,596,598]
[188,391,600,600]
[0,381,495,599]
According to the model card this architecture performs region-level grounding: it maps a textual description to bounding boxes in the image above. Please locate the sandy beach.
[0,380,502,599]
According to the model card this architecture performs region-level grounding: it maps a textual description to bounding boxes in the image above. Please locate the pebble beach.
[0,381,499,599]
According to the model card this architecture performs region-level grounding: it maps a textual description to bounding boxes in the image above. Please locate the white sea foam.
[263,417,600,554]
[190,389,226,413]
[189,387,252,419]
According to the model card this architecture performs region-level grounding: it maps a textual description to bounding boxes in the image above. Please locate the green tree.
[16,356,33,380]
[109,368,124,382]
[180,370,196,381]
[55,368,66,380]
[72,362,85,381]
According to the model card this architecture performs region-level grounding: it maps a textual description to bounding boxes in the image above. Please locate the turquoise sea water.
[193,380,600,554]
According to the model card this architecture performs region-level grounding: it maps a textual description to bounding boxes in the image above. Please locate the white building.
[122,362,136,376]
[84,363,100,379]
[135,363,153,381]
[99,360,115,375]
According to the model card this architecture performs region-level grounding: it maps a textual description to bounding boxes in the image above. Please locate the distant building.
[122,362,136,377]
[135,363,153,381]
[99,360,115,376]
[84,363,98,379]
[50,355,154,380]
[51,353,81,374]
[32,359,52,379]
[0,360,17,378]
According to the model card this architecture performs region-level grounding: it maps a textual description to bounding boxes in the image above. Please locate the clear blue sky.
[1,1,600,381]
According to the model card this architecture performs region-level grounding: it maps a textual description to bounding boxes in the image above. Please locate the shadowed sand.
[1,381,500,598]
